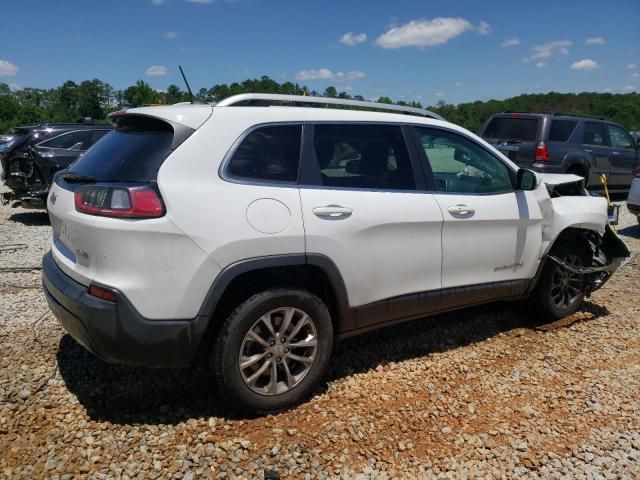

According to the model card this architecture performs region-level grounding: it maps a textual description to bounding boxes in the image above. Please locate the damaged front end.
[1,149,50,209]
[547,225,630,295]
[534,172,631,296]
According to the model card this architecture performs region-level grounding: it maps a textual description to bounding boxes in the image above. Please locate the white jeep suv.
[42,94,629,412]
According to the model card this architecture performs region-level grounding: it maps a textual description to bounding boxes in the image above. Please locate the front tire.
[211,288,333,413]
[533,241,592,320]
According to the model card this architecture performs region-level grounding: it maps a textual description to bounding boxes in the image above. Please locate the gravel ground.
[1,190,639,480]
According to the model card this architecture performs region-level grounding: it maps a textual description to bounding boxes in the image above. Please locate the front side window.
[227,125,301,183]
[311,124,416,191]
[607,124,635,149]
[415,127,513,194]
[583,122,608,146]
[40,130,93,150]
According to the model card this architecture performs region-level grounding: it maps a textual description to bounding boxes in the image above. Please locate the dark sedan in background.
[0,120,112,208]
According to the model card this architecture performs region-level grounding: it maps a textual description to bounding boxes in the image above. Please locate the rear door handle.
[611,151,621,156]
[584,149,593,153]
[447,204,475,216]
[312,205,353,218]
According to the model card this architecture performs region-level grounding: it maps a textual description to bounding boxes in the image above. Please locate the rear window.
[69,116,174,182]
[483,117,539,142]
[548,120,578,142]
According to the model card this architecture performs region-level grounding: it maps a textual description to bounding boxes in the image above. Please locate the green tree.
[324,86,337,98]
[123,80,157,107]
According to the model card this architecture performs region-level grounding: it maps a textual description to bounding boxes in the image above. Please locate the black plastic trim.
[196,253,356,333]
[343,279,530,339]
[42,252,208,368]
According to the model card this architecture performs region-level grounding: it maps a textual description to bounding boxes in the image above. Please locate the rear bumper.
[42,251,209,367]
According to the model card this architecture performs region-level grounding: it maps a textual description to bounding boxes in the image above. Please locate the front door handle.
[312,205,353,218]
[584,149,593,153]
[611,151,621,156]
[447,204,475,216]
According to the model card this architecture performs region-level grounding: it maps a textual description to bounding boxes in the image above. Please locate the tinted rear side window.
[483,117,539,142]
[310,124,415,191]
[226,124,302,183]
[69,116,175,182]
[583,122,608,146]
[548,120,578,142]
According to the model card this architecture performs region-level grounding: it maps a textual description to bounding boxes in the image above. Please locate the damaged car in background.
[0,120,111,209]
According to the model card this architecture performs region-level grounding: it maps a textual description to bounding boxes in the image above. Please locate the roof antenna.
[179,65,195,104]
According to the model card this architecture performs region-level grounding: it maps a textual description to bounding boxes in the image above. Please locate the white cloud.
[294,68,365,82]
[521,58,530,63]
[435,92,444,97]
[536,62,546,68]
[501,37,520,47]
[622,85,637,92]
[375,17,473,49]
[570,59,600,71]
[531,40,571,60]
[8,83,21,91]
[477,21,491,35]
[455,81,464,87]
[586,36,605,45]
[342,85,353,92]
[603,88,612,93]
[151,0,166,4]
[145,65,168,76]
[629,64,637,70]
[294,68,334,80]
[164,31,178,39]
[339,32,367,46]
[187,0,213,3]
[0,59,19,77]
[632,72,640,78]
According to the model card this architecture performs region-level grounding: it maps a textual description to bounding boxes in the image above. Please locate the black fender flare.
[196,253,355,333]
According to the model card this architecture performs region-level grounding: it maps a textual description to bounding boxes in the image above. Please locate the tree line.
[1,77,638,134]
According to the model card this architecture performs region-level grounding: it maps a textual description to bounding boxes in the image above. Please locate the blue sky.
[1,0,639,105]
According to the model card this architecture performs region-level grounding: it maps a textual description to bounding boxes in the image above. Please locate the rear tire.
[533,240,592,320]
[211,288,333,413]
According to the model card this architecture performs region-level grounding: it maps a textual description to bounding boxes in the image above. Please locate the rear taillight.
[634,166,640,177]
[535,141,549,162]
[74,185,164,218]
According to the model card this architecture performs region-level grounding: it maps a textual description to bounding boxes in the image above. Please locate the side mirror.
[516,169,537,190]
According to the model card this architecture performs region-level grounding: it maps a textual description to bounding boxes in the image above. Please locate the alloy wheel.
[550,253,584,309]
[238,307,318,396]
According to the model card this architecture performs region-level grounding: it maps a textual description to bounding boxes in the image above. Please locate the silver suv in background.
[478,113,639,191]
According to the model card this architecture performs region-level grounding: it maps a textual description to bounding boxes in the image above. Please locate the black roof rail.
[501,111,608,121]
[548,111,606,120]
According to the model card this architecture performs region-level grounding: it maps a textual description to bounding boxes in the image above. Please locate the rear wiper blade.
[59,171,96,183]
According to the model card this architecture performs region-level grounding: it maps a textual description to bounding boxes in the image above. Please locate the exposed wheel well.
[566,163,589,183]
[550,227,595,256]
